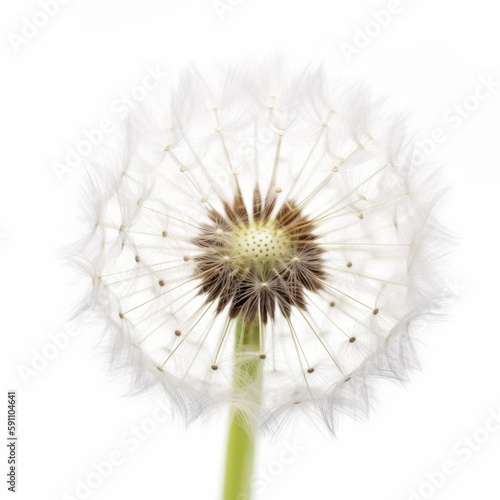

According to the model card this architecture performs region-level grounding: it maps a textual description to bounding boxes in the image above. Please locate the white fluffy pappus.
[72,62,452,434]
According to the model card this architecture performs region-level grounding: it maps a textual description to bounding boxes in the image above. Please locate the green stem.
[223,315,262,500]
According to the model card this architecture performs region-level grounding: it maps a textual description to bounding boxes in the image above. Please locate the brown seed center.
[193,191,325,323]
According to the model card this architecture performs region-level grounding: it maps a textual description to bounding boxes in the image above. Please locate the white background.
[1,1,500,499]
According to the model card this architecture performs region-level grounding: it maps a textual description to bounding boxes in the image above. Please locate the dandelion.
[74,62,450,499]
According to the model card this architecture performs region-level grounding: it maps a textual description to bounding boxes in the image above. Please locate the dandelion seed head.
[73,62,451,434]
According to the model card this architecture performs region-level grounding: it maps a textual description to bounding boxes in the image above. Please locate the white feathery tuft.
[71,62,452,434]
